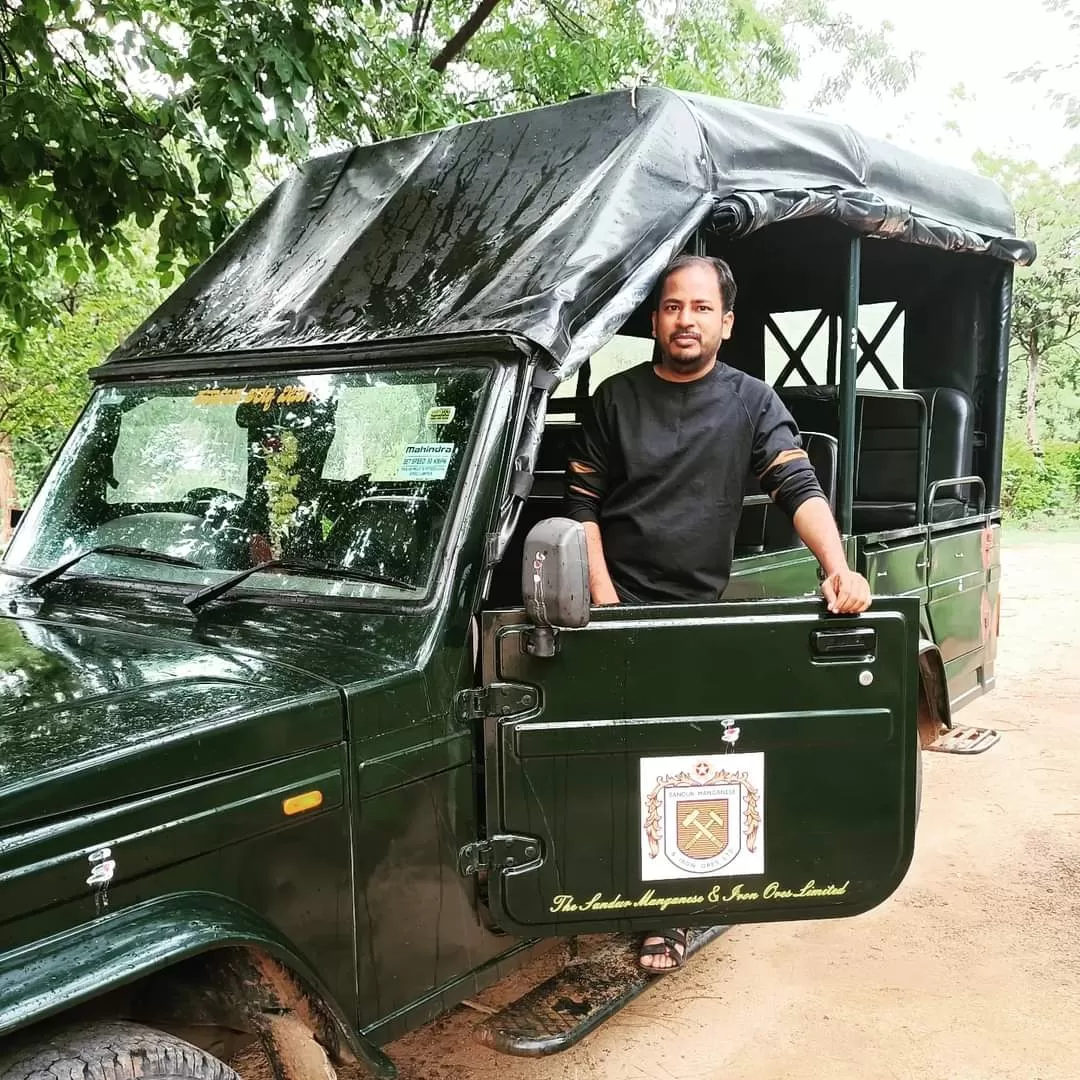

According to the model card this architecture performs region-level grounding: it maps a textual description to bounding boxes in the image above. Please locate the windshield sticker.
[640,753,765,881]
[397,443,454,481]
[425,405,456,425]
[193,385,314,410]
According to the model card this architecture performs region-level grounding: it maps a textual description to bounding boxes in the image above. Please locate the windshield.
[5,365,491,601]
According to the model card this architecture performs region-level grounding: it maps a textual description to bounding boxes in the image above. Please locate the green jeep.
[0,90,1031,1080]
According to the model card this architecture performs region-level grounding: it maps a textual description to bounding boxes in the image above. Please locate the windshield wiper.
[183,558,415,612]
[27,545,204,593]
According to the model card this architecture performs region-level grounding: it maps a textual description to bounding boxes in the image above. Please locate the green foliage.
[0,0,914,345]
[977,153,1080,451]
[263,430,300,557]
[0,0,915,498]
[0,233,162,501]
[1002,437,1080,521]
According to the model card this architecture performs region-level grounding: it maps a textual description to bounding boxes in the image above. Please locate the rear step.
[926,724,1000,754]
[475,926,729,1057]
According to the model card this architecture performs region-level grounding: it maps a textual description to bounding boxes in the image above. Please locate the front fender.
[0,891,394,1079]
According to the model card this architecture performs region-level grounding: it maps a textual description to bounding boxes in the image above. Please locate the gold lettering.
[546,878,850,915]
[721,883,760,902]
[276,385,313,405]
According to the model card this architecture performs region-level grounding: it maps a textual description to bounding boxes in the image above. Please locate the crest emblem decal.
[640,753,765,880]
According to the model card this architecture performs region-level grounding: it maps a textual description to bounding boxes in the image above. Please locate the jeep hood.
[0,614,345,831]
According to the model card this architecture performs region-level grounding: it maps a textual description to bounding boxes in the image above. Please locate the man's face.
[651,264,734,376]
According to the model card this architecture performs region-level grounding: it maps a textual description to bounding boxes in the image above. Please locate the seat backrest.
[761,431,838,550]
[533,421,580,497]
[914,387,974,502]
[855,394,925,504]
[777,386,841,438]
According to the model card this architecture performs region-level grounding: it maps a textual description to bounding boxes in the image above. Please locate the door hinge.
[455,681,538,723]
[458,834,542,876]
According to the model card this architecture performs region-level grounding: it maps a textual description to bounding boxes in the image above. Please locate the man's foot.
[638,928,687,973]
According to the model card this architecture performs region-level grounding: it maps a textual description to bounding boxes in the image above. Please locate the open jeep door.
[475,596,920,937]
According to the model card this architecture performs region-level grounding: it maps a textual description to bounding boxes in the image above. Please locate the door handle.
[811,627,877,660]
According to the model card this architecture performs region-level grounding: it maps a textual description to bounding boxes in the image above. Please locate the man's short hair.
[653,254,737,313]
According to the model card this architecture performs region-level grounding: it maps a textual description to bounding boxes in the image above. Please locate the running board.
[475,926,729,1057]
[926,724,1001,754]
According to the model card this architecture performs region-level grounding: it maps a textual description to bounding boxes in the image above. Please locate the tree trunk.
[0,433,18,546]
[1025,334,1041,454]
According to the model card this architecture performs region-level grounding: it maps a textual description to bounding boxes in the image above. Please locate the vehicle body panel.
[480,597,919,937]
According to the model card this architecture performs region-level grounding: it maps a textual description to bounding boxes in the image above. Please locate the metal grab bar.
[925,475,985,519]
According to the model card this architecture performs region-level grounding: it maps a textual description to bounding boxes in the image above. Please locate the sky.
[786,0,1076,170]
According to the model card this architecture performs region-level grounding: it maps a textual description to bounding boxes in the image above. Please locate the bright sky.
[786,0,1076,170]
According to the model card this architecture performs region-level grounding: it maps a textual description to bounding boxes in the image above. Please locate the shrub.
[1001,438,1080,520]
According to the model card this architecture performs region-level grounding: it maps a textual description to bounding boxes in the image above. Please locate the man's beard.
[659,337,716,375]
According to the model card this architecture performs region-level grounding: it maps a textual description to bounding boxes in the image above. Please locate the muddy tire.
[0,1021,240,1080]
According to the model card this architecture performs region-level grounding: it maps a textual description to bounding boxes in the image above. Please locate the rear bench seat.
[779,385,977,532]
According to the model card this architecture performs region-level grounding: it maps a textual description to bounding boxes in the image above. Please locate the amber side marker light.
[283,790,324,816]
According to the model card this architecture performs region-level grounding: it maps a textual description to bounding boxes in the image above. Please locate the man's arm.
[581,519,620,606]
[564,394,620,606]
[748,388,871,615]
[790,494,871,614]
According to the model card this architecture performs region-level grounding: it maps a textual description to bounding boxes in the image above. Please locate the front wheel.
[0,1022,240,1080]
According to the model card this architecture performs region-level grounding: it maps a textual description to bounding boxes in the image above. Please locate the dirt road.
[379,538,1080,1080]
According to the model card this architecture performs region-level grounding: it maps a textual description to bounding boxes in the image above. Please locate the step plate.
[475,926,729,1057]
[926,724,1001,754]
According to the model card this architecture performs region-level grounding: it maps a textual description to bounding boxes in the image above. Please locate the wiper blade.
[183,558,415,612]
[27,545,204,593]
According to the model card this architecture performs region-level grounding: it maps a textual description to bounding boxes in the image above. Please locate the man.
[563,253,872,972]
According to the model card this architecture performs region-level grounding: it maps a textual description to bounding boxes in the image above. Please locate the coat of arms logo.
[640,753,765,880]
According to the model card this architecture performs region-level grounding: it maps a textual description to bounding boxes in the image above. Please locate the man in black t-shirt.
[564,254,871,972]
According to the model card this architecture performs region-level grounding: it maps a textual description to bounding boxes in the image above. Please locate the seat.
[915,387,976,522]
[850,394,926,532]
[779,384,980,531]
[733,430,838,556]
[781,387,926,532]
[777,386,843,439]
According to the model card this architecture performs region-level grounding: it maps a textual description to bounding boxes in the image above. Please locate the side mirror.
[521,517,590,655]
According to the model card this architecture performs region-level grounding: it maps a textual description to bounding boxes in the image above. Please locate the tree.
[1009,0,1080,135]
[0,0,915,346]
[978,153,1080,451]
[0,232,162,523]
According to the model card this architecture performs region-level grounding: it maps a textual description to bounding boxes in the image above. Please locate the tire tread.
[0,1022,240,1080]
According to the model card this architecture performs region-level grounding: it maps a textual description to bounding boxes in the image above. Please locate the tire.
[0,1021,241,1080]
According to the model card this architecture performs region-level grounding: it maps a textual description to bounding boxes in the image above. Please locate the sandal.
[638,928,688,973]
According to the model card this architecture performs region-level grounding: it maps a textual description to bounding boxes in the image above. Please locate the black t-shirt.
[564,361,802,602]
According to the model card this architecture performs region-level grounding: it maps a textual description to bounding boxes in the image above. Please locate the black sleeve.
[563,386,616,524]
[749,386,803,481]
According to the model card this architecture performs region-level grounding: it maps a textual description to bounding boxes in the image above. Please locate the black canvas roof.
[109,89,1034,378]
